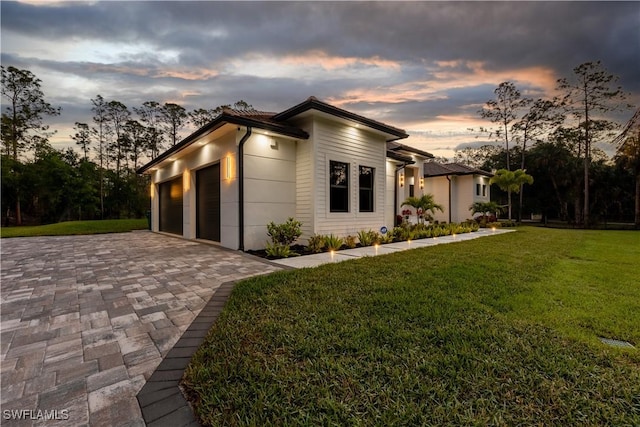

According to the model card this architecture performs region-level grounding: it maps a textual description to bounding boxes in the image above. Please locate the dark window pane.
[359,166,374,212]
[330,161,349,212]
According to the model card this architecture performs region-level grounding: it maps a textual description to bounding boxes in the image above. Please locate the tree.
[512,98,564,221]
[105,100,130,177]
[557,61,629,226]
[480,82,531,171]
[470,201,502,222]
[189,108,218,128]
[490,169,534,221]
[72,122,91,161]
[123,120,146,171]
[91,95,111,219]
[161,103,187,146]
[134,101,164,158]
[1,66,60,225]
[614,108,640,227]
[401,194,444,224]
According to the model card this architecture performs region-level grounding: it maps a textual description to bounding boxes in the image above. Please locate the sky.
[2,1,639,160]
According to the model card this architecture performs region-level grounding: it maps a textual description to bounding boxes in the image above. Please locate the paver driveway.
[0,231,281,426]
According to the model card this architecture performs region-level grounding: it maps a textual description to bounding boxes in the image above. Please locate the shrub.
[357,229,379,247]
[344,235,357,249]
[265,242,293,258]
[267,217,302,246]
[501,220,517,227]
[487,222,502,228]
[324,234,344,251]
[307,234,326,253]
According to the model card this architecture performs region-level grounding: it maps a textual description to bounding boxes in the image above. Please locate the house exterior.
[423,162,493,223]
[138,97,411,250]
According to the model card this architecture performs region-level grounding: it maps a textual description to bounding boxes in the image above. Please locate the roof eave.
[137,113,309,174]
[273,97,409,140]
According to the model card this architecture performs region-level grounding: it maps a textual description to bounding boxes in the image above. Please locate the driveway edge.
[136,280,236,427]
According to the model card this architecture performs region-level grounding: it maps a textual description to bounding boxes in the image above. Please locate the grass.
[183,227,640,426]
[0,218,148,238]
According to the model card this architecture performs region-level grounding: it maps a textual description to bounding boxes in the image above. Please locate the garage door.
[159,177,183,235]
[196,163,221,242]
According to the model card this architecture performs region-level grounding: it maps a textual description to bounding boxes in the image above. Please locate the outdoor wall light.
[399,173,405,187]
[419,177,424,189]
[226,156,232,180]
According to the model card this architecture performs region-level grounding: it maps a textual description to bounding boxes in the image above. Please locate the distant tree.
[72,122,91,161]
[512,98,564,221]
[480,82,531,171]
[614,108,640,226]
[189,108,218,128]
[1,66,60,224]
[557,61,629,226]
[134,101,164,158]
[91,95,111,219]
[454,145,502,168]
[161,103,187,146]
[105,100,130,177]
[490,169,534,221]
[123,119,146,171]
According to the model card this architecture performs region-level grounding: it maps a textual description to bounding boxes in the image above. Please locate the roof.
[386,150,416,164]
[423,162,493,178]
[273,96,409,140]
[138,97,409,174]
[387,141,434,159]
[137,109,309,174]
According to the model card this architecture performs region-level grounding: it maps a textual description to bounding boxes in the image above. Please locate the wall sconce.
[225,156,232,180]
[183,169,191,192]
[419,177,424,189]
[399,173,405,187]
[270,138,278,149]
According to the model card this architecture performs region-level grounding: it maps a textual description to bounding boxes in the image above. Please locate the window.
[359,166,375,212]
[409,184,415,197]
[330,161,349,212]
[476,183,481,196]
[482,184,487,197]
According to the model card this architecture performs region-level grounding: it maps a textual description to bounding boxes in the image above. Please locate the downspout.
[446,175,452,223]
[238,126,252,251]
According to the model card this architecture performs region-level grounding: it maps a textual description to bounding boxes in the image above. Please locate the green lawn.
[0,218,148,238]
[183,228,640,426]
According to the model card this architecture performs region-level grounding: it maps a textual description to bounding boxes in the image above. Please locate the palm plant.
[470,201,502,222]
[401,194,444,224]
[490,169,534,221]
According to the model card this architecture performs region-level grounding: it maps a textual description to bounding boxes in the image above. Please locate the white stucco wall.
[242,133,297,250]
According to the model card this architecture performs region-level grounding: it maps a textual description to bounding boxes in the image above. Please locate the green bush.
[344,235,357,249]
[265,242,293,258]
[267,217,302,246]
[307,234,326,253]
[357,229,379,246]
[324,234,344,251]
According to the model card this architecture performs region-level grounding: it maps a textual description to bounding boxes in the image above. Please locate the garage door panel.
[197,164,221,242]
[159,177,183,235]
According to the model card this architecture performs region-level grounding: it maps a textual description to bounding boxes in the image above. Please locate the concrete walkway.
[0,232,281,426]
[272,228,515,269]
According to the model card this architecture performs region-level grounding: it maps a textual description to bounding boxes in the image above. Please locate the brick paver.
[1,231,280,426]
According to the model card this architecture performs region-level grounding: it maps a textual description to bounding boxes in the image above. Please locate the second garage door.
[196,164,221,242]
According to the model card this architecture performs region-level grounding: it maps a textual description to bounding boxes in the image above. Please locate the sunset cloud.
[1,1,637,158]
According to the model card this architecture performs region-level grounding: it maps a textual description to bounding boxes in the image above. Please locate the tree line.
[453,61,638,227]
[1,65,251,226]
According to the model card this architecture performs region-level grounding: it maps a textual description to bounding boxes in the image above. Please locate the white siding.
[385,160,398,228]
[294,118,314,244]
[313,118,388,236]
